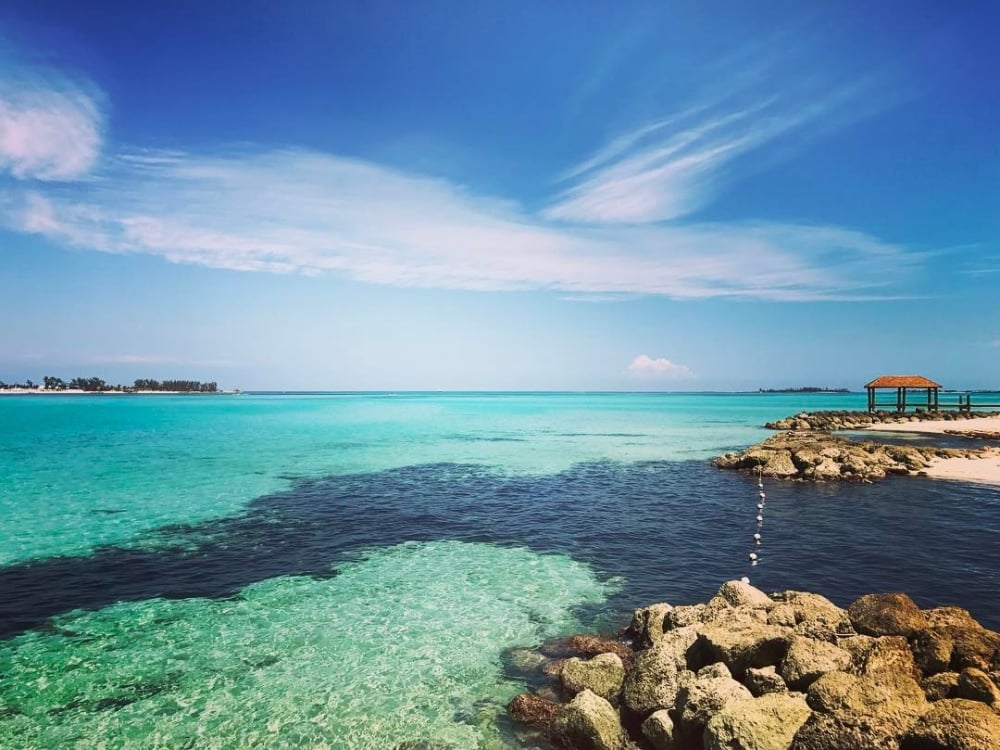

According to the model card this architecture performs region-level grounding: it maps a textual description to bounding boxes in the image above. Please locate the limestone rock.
[621,643,686,720]
[912,629,955,675]
[640,709,677,750]
[566,634,634,665]
[507,692,560,730]
[704,692,812,750]
[698,612,789,678]
[768,603,798,628]
[900,698,1000,750]
[780,636,853,691]
[629,603,673,648]
[676,674,753,742]
[551,689,628,750]
[921,672,960,702]
[847,593,928,637]
[745,666,789,696]
[718,580,775,610]
[665,604,709,630]
[855,635,921,682]
[794,668,927,749]
[698,662,733,680]
[956,667,1000,708]
[773,591,848,627]
[562,653,626,703]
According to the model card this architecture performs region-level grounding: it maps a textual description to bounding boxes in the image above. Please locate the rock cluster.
[507,582,1000,750]
[764,410,1000,432]
[713,432,984,482]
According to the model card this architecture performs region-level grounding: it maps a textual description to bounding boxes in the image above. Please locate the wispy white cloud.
[627,355,693,379]
[546,77,886,224]
[0,49,923,303]
[0,66,102,181]
[3,146,923,301]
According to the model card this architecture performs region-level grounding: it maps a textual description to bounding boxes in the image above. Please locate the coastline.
[0,388,235,395]
[864,415,1000,485]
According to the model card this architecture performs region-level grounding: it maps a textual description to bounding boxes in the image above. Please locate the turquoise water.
[0,391,862,565]
[2,391,997,749]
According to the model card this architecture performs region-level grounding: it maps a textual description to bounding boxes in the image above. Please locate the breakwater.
[507,581,1000,750]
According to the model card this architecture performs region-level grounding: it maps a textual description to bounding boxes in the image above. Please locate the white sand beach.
[863,415,1000,485]
[923,449,1000,485]
[862,414,1000,436]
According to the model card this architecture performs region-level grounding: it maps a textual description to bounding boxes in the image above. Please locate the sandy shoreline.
[863,415,1000,485]
[861,414,1000,436]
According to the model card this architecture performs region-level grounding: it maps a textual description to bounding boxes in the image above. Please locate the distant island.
[0,376,222,393]
[758,387,850,393]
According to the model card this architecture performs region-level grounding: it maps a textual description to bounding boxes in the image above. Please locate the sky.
[0,0,997,390]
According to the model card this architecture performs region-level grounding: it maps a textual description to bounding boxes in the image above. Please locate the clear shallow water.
[1,392,998,748]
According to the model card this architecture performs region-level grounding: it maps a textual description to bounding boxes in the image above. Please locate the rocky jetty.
[506,581,1000,750]
[764,410,1000,432]
[712,432,988,482]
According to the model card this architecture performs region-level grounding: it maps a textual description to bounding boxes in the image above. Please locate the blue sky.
[0,1,997,390]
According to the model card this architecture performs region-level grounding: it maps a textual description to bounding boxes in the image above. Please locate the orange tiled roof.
[865,375,941,389]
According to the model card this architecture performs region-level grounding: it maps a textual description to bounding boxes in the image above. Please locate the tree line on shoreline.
[0,376,219,393]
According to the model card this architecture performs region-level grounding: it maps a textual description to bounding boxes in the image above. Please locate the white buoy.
[749,552,757,561]
[753,533,761,540]
[756,514,763,522]
[759,491,766,499]
[741,576,750,584]
[757,503,764,510]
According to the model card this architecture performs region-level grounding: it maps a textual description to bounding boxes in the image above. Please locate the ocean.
[1,392,998,748]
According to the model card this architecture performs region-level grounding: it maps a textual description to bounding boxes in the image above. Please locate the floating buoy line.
[741,465,765,585]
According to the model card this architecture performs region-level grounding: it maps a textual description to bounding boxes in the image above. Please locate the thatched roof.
[865,375,941,389]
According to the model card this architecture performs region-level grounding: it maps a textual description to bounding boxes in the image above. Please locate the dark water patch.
[839,430,1000,448]
[1,461,998,641]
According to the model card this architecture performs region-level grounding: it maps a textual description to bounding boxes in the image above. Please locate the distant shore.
[0,388,237,396]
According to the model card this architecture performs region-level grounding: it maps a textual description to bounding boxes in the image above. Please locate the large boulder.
[772,591,850,636]
[562,653,626,703]
[704,692,812,750]
[697,611,789,678]
[847,593,928,637]
[676,673,753,743]
[921,672,960,702]
[912,629,955,676]
[793,668,927,749]
[900,698,1000,750]
[745,665,789,696]
[956,667,1000,708]
[780,636,853,691]
[718,580,775,610]
[854,635,921,682]
[620,644,688,720]
[640,709,677,750]
[629,603,673,648]
[551,689,628,750]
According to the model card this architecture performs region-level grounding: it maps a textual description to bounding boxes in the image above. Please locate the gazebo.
[865,375,941,413]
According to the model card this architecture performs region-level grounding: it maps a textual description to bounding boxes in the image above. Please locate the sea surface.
[1,392,998,748]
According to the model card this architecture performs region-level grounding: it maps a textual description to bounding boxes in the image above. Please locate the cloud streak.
[545,78,886,224]
[5,147,923,301]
